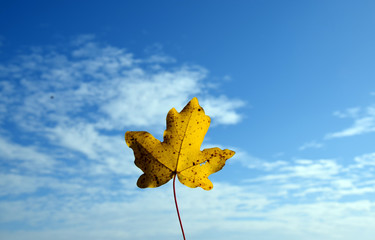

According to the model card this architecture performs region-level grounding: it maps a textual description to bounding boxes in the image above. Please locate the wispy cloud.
[353,152,375,168]
[2,35,375,240]
[325,105,375,138]
[0,35,250,239]
[0,36,244,187]
[1,36,244,132]
[332,107,361,118]
[299,140,323,151]
[232,149,288,171]
[240,150,375,202]
[0,35,245,172]
[0,135,57,173]
[1,155,375,240]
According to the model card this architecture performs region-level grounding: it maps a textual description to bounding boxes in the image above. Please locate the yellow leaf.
[125,97,235,190]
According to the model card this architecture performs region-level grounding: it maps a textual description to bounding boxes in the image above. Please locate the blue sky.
[1,1,375,239]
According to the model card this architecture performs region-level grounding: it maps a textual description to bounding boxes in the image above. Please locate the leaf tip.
[190,96,199,103]
[188,97,200,108]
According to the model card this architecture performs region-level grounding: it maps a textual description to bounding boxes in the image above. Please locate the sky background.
[1,1,375,239]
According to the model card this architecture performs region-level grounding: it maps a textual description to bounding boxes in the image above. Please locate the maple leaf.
[125,97,235,190]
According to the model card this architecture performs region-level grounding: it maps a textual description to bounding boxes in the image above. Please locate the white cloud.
[143,54,176,64]
[326,106,375,138]
[1,147,375,240]
[45,122,138,176]
[333,107,360,118]
[232,149,288,170]
[0,35,244,177]
[332,179,354,188]
[0,36,248,239]
[0,173,101,197]
[298,140,323,151]
[1,37,243,133]
[96,66,208,129]
[70,34,96,46]
[0,173,41,196]
[284,159,341,179]
[354,152,375,168]
[0,136,57,173]
[233,151,373,201]
[2,35,375,240]
[201,95,245,125]
[0,81,15,123]
[242,150,375,201]
[244,157,340,182]
[0,181,375,240]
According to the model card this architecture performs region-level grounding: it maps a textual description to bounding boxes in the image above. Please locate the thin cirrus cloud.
[0,35,249,239]
[0,136,57,173]
[239,149,375,200]
[0,35,244,174]
[1,35,243,131]
[2,35,375,240]
[0,33,245,217]
[298,140,324,151]
[325,105,375,138]
[218,150,375,240]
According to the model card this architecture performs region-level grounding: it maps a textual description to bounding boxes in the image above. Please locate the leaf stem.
[173,174,186,240]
